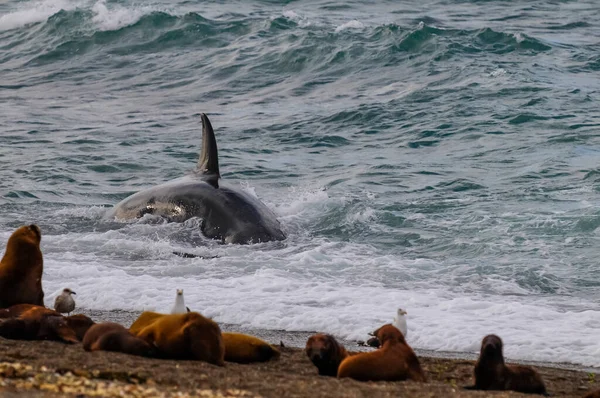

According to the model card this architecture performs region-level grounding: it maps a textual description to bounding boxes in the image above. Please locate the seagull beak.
[71,292,76,295]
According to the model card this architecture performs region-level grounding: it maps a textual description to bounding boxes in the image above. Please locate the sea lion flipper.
[197,113,220,188]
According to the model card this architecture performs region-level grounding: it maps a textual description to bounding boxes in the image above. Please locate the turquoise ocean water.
[1,0,600,366]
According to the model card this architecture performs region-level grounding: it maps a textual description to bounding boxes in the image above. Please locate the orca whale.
[106,114,286,244]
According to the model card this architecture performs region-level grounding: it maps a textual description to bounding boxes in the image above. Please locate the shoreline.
[81,308,600,374]
[0,307,598,397]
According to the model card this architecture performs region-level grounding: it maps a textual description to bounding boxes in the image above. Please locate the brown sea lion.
[222,332,280,364]
[584,390,600,398]
[83,322,156,357]
[0,306,78,344]
[0,225,44,308]
[65,314,96,341]
[129,311,164,334]
[131,311,224,366]
[305,333,348,377]
[0,303,52,318]
[338,324,426,382]
[465,334,547,395]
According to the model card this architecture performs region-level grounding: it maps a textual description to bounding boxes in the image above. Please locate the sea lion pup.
[222,332,280,364]
[65,314,96,341]
[0,306,78,343]
[54,288,76,315]
[466,334,547,395]
[131,311,224,366]
[83,322,156,357]
[305,333,348,376]
[0,224,44,308]
[338,324,426,382]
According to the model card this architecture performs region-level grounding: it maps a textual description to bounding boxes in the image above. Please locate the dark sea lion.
[106,113,286,244]
[584,390,600,398]
[65,314,96,341]
[222,332,280,364]
[0,303,44,319]
[338,324,426,382]
[305,333,348,377]
[0,225,44,308]
[83,322,156,357]
[0,305,78,344]
[466,334,547,395]
[130,311,224,366]
[0,304,59,319]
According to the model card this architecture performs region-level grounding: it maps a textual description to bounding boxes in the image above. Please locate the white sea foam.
[0,0,75,32]
[489,68,507,77]
[41,248,600,367]
[281,10,311,28]
[91,0,150,31]
[334,20,364,33]
[513,32,525,43]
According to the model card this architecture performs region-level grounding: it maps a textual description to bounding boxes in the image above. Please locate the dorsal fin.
[197,113,220,187]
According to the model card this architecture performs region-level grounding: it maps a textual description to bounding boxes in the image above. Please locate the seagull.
[171,289,187,314]
[393,308,408,338]
[54,288,76,315]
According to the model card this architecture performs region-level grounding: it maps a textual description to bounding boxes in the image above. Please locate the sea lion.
[65,314,96,341]
[106,113,286,244]
[129,311,165,335]
[338,324,426,382]
[305,333,348,377]
[0,304,59,319]
[131,311,224,366]
[0,305,78,344]
[222,332,280,364]
[54,288,76,315]
[0,225,44,308]
[584,390,600,398]
[83,322,156,357]
[0,303,44,318]
[465,334,547,395]
[171,289,187,314]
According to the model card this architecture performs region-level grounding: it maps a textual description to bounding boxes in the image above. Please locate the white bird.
[171,289,187,314]
[54,288,76,315]
[393,308,408,338]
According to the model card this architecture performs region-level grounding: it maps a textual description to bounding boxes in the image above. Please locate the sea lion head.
[480,334,504,361]
[375,324,406,345]
[305,333,336,362]
[8,224,41,247]
[130,337,158,358]
[66,314,95,341]
[38,315,79,344]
